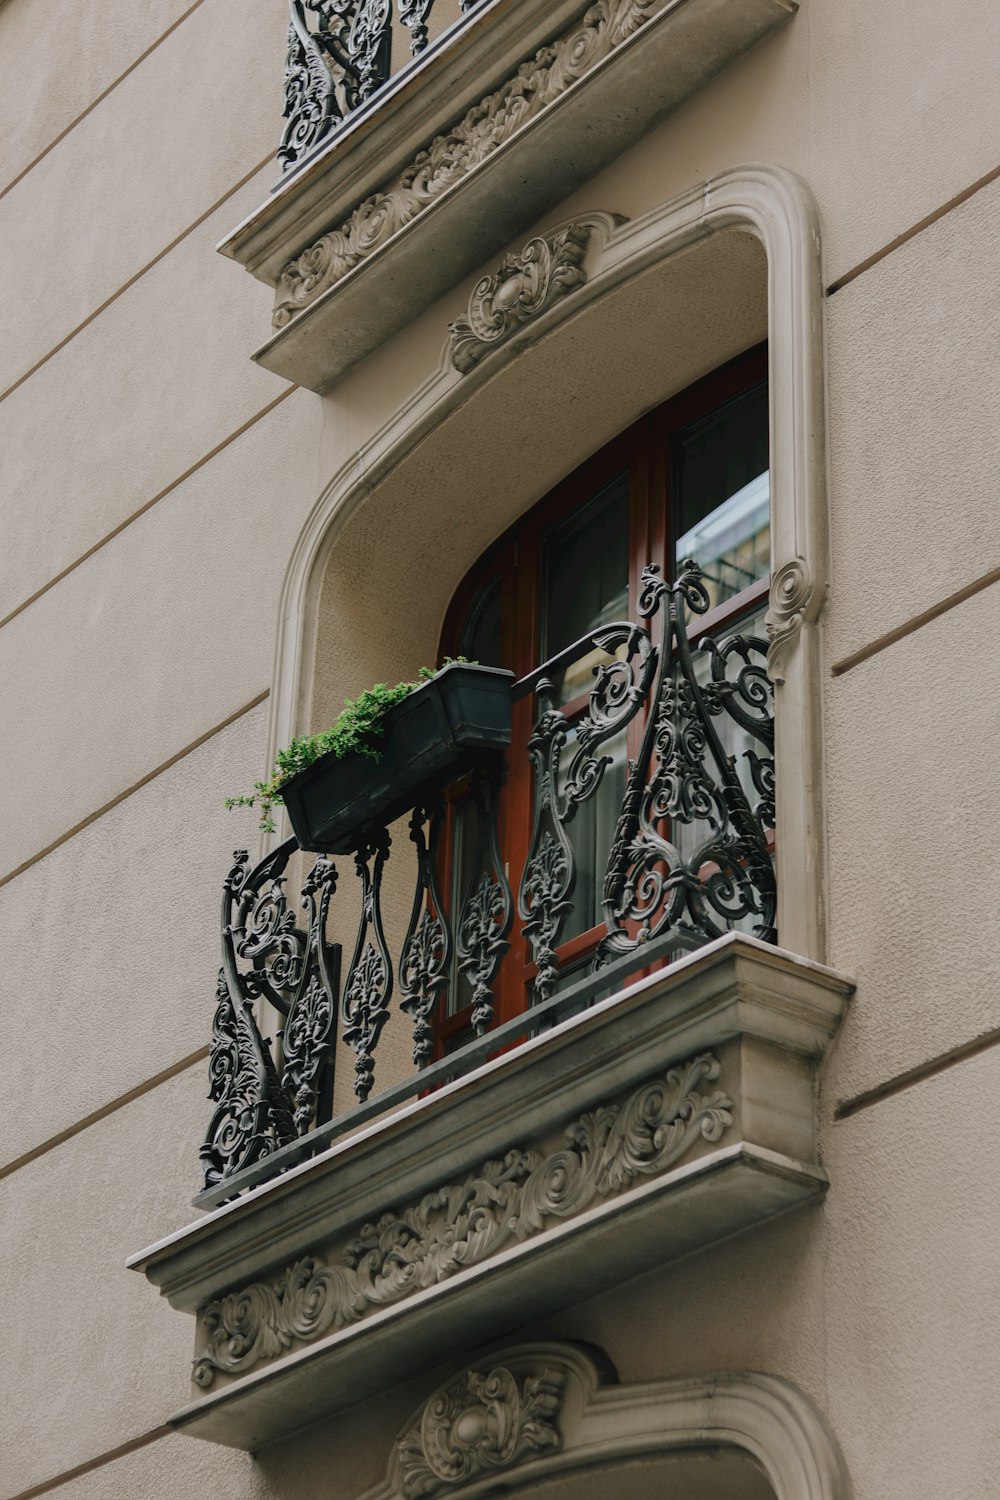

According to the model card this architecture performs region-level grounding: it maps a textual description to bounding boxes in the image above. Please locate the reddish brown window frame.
[435,342,769,1054]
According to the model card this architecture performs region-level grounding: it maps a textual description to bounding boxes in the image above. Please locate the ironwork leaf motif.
[519,624,656,1001]
[399,805,452,1066]
[280,856,340,1133]
[200,968,297,1190]
[598,561,776,966]
[456,771,512,1034]
[342,832,393,1101]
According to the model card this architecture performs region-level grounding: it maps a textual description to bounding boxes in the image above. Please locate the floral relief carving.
[192,1053,732,1388]
[271,0,667,329]
[448,222,594,373]
[396,1364,565,1498]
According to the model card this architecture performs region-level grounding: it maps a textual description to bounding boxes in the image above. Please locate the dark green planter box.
[280,663,514,854]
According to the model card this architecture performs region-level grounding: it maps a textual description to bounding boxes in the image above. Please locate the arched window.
[435,343,771,1053]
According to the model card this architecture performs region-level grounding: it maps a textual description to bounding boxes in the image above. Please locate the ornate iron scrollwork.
[342,831,393,1101]
[598,561,776,966]
[399,803,452,1066]
[201,848,300,1189]
[278,0,397,172]
[456,769,513,1034]
[281,858,341,1132]
[201,564,775,1198]
[200,843,342,1188]
[201,967,297,1191]
[518,625,657,1001]
[399,0,433,57]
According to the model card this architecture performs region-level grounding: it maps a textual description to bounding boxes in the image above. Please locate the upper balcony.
[130,556,852,1452]
[217,0,799,391]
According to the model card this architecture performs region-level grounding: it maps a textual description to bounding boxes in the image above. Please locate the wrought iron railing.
[280,0,487,173]
[199,562,775,1204]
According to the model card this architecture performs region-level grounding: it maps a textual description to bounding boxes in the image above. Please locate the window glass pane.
[673,381,769,611]
[460,575,504,667]
[539,474,630,692]
[556,722,628,942]
[447,795,480,1015]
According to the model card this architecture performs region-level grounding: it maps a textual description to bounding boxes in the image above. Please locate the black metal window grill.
[200,560,774,1206]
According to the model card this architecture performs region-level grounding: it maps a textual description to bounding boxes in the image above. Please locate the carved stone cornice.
[192,1052,732,1388]
[396,1362,565,1498]
[448,218,620,372]
[271,0,665,332]
[132,934,850,1450]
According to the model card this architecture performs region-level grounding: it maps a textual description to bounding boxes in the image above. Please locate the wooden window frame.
[435,342,769,1053]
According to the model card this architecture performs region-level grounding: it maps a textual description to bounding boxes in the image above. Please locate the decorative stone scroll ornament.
[764,557,814,683]
[449,222,593,373]
[192,1052,732,1386]
[271,0,670,328]
[396,1364,565,1498]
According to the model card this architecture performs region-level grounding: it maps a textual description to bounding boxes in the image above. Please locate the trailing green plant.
[226,660,473,834]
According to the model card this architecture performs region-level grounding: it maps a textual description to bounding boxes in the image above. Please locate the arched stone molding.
[267,163,828,960]
[359,1343,850,1500]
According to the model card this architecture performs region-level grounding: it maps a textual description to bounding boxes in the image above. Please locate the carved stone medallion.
[397,1364,565,1497]
[448,221,597,373]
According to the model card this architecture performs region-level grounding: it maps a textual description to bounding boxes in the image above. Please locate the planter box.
[280,662,513,854]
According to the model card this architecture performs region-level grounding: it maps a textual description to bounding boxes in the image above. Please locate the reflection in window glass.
[674,382,769,611]
[675,606,773,935]
[540,474,629,698]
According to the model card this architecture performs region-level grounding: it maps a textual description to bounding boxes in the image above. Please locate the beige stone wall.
[2,0,999,1495]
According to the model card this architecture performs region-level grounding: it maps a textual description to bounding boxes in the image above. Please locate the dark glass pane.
[540,474,630,675]
[556,722,627,942]
[460,575,504,667]
[673,381,769,611]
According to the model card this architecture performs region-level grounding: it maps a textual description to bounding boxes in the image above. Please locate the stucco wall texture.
[2,0,998,1495]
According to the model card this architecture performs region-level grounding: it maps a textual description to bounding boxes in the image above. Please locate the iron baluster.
[227,841,306,1015]
[279,3,341,173]
[342,831,393,1101]
[598,561,775,966]
[456,768,512,1034]
[280,857,342,1133]
[398,803,452,1066]
[518,680,574,1003]
[399,0,434,57]
[200,850,300,1189]
[278,0,399,170]
[348,0,393,103]
[519,624,657,1001]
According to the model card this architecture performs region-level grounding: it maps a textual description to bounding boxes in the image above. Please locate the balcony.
[217,0,798,390]
[129,561,852,1451]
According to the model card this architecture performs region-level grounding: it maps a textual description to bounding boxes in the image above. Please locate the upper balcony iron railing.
[280,0,487,173]
[199,562,775,1206]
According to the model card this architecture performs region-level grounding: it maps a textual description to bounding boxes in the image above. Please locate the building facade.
[3,1,1000,1497]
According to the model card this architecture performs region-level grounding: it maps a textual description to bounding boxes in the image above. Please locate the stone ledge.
[130,935,851,1452]
[217,0,796,391]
